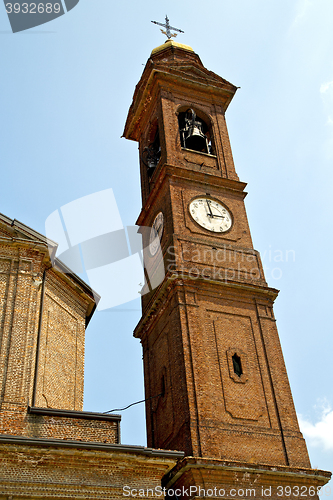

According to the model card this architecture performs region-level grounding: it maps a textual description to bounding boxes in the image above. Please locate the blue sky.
[0,0,332,482]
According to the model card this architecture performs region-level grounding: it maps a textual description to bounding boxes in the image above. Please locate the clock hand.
[206,200,213,218]
[210,214,225,219]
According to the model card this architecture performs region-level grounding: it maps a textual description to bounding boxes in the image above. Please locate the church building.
[0,36,330,499]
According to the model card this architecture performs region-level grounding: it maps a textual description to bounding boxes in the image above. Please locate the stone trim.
[163,456,331,489]
[28,406,121,421]
[0,433,185,458]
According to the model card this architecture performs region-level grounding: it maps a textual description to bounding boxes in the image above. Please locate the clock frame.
[189,197,233,233]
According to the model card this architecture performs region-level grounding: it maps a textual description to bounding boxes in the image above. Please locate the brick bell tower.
[123,39,331,496]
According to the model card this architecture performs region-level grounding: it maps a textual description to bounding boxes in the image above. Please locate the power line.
[103,393,163,414]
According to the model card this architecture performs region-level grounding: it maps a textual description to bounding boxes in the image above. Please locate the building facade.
[0,214,182,498]
[0,39,330,499]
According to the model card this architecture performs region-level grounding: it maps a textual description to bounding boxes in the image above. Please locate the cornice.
[0,215,98,324]
[124,66,237,141]
[0,434,184,460]
[134,274,279,340]
[163,456,331,489]
[136,163,247,226]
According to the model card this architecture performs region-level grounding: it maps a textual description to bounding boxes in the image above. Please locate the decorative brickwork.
[124,40,331,497]
[163,457,331,500]
[0,215,183,497]
[0,437,182,499]
[0,39,331,498]
[34,270,87,411]
[0,217,95,419]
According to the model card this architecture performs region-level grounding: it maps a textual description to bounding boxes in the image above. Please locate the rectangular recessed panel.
[41,300,78,410]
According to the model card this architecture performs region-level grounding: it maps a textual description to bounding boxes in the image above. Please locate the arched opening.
[178,108,214,155]
[141,121,161,179]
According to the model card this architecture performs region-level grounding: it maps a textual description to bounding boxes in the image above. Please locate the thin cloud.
[298,403,333,451]
[320,81,333,94]
[293,0,313,26]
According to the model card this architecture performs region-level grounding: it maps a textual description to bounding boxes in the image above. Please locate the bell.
[184,125,208,152]
[182,109,209,153]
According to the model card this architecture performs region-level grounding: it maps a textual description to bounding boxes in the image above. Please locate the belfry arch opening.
[178,108,215,155]
[141,120,161,179]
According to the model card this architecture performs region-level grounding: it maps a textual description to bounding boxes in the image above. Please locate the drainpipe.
[31,269,46,408]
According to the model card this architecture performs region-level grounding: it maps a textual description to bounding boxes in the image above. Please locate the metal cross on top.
[151,15,184,40]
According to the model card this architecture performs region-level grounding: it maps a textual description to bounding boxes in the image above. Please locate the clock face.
[149,211,164,256]
[189,198,232,233]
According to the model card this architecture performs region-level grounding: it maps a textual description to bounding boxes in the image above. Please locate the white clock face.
[149,212,164,256]
[189,198,232,233]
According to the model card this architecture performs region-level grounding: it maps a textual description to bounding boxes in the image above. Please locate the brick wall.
[0,220,106,448]
[34,270,88,411]
[128,42,312,469]
[0,437,182,499]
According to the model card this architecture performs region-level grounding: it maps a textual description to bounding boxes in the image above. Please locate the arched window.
[178,108,214,155]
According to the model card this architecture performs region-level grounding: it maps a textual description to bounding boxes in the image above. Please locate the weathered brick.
[0,39,331,499]
[124,39,332,497]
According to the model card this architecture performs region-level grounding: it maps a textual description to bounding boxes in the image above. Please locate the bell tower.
[124,39,331,496]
